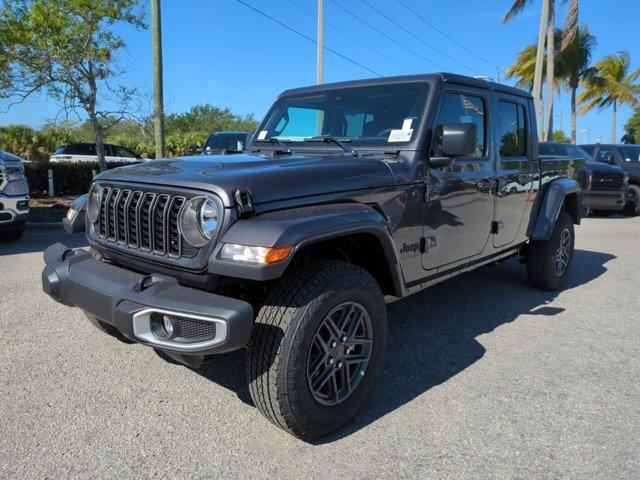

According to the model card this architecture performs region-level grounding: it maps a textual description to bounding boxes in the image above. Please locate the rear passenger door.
[492,96,534,248]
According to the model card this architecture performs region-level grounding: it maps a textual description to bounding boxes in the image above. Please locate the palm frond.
[502,0,534,25]
[560,0,578,50]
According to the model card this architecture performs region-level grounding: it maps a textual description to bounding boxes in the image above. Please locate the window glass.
[204,134,247,152]
[258,82,429,147]
[53,146,66,155]
[431,92,485,158]
[497,102,527,157]
[618,146,640,163]
[66,144,96,155]
[580,145,596,155]
[595,148,616,163]
[113,146,136,158]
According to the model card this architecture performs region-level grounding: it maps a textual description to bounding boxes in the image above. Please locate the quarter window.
[432,92,485,158]
[497,102,527,157]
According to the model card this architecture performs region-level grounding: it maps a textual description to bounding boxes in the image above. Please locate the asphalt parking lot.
[1,215,639,479]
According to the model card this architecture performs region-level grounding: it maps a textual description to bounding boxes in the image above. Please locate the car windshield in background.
[204,134,246,152]
[257,82,429,148]
[540,143,590,160]
[619,146,640,163]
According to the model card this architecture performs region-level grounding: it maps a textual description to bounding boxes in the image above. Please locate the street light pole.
[316,0,323,85]
[152,0,166,159]
[533,0,549,141]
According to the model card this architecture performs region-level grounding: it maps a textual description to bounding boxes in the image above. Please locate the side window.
[114,146,136,158]
[432,92,485,158]
[497,101,527,157]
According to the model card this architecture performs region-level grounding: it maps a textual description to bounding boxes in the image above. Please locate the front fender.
[530,177,583,241]
[209,203,402,289]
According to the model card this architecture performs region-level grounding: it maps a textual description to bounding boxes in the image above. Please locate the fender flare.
[530,177,583,241]
[208,203,404,295]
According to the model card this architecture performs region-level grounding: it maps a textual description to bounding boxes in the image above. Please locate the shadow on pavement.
[0,230,88,256]
[193,249,615,443]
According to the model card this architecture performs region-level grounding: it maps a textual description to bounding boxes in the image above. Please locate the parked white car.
[50,143,143,163]
[0,150,29,241]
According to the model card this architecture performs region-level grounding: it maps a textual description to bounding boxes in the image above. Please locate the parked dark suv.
[581,144,640,215]
[541,142,626,215]
[43,73,586,439]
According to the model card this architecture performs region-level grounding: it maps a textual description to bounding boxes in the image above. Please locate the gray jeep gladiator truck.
[42,73,585,439]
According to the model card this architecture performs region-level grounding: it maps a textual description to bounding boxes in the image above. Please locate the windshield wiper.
[304,135,358,156]
[254,137,292,155]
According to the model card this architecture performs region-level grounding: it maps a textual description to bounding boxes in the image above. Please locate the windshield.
[256,82,429,148]
[619,146,640,163]
[204,133,247,152]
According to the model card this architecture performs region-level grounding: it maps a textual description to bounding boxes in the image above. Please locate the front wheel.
[624,184,640,216]
[526,211,575,291]
[247,260,387,439]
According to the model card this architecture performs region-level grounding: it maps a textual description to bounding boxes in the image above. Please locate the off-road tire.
[624,184,640,216]
[527,210,575,291]
[0,225,25,241]
[247,260,387,439]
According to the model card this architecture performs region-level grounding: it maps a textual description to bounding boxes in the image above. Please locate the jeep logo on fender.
[400,242,420,255]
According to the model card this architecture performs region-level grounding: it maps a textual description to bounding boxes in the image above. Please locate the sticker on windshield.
[402,118,413,130]
[388,129,413,143]
[257,130,268,140]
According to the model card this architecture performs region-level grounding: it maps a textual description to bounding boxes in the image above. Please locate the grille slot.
[592,172,624,190]
[97,187,197,259]
[174,318,217,342]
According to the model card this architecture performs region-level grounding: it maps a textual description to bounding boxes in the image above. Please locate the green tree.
[0,0,145,171]
[552,130,571,142]
[579,51,640,143]
[622,110,640,144]
[503,0,579,140]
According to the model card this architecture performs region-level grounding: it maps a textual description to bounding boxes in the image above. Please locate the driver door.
[422,88,495,271]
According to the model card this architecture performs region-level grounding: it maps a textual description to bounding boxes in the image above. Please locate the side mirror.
[429,123,477,168]
[189,144,201,154]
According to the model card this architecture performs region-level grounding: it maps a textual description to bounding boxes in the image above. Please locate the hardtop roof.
[279,72,532,99]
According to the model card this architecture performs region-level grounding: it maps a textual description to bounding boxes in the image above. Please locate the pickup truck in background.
[541,142,627,215]
[43,73,586,439]
[0,150,29,241]
[581,143,640,216]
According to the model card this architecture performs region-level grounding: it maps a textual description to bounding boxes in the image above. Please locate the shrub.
[25,161,138,197]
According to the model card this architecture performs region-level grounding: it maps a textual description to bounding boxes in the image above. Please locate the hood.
[585,161,624,174]
[96,153,394,206]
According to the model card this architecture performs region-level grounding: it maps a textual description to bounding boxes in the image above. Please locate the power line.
[235,0,382,77]
[360,0,475,74]
[396,0,499,71]
[328,0,446,70]
[286,0,415,74]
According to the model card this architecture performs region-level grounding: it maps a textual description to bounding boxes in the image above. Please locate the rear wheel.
[624,184,640,216]
[247,260,387,439]
[527,211,575,291]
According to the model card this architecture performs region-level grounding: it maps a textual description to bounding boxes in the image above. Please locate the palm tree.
[503,0,578,140]
[579,52,640,143]
[555,27,596,143]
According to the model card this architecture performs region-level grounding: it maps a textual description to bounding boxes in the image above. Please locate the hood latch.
[234,188,255,219]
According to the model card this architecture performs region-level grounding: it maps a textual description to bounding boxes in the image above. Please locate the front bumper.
[0,193,29,228]
[41,243,254,360]
[583,190,626,211]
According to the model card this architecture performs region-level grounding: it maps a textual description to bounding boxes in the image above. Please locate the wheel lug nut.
[329,358,334,364]
[330,341,337,348]
[337,362,342,369]
[342,336,347,342]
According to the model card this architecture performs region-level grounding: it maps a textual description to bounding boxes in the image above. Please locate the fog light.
[162,315,175,337]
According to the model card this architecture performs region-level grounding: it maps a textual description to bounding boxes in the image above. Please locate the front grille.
[174,318,217,342]
[97,186,195,258]
[592,172,624,190]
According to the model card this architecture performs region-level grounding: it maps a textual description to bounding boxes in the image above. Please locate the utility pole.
[532,0,549,141]
[152,0,166,159]
[316,0,323,85]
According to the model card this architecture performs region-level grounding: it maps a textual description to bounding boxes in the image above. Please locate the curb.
[26,221,64,232]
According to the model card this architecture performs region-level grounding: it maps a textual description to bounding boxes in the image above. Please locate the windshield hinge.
[234,188,255,219]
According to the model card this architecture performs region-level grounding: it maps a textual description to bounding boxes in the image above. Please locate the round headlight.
[87,185,101,223]
[179,197,220,247]
[199,198,219,239]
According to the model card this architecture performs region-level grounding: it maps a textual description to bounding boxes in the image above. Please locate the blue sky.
[0,0,637,143]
